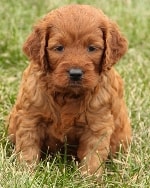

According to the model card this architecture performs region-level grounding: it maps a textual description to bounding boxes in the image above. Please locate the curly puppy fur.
[8,5,131,175]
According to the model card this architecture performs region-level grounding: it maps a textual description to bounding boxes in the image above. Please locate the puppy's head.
[23,5,127,93]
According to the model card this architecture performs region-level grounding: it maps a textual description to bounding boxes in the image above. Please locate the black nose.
[68,68,83,81]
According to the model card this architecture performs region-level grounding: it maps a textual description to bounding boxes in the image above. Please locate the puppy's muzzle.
[68,68,83,81]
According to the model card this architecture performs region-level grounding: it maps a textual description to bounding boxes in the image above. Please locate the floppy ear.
[23,26,50,72]
[102,21,128,71]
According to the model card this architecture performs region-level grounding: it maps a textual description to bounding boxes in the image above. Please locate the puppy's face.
[47,24,104,92]
[23,5,128,93]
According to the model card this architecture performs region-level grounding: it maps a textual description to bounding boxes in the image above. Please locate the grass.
[0,0,150,187]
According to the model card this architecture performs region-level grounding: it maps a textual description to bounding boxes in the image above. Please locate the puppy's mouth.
[66,81,85,97]
[68,81,83,88]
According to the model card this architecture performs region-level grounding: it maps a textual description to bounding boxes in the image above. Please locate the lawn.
[0,0,150,187]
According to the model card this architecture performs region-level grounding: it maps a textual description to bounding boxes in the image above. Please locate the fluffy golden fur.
[8,5,131,175]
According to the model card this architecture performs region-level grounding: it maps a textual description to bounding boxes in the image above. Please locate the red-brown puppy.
[8,5,131,175]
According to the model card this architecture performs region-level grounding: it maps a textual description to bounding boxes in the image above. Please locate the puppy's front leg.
[15,125,42,165]
[77,118,114,176]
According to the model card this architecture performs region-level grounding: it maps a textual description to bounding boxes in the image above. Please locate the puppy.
[8,5,131,175]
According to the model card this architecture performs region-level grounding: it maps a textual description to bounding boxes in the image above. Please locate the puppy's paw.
[79,154,104,177]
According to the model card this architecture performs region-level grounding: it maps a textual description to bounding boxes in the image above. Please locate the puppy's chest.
[60,101,86,128]
[56,100,87,140]
[47,104,86,155]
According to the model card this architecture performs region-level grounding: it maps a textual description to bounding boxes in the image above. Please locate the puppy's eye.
[54,45,64,52]
[87,45,97,52]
